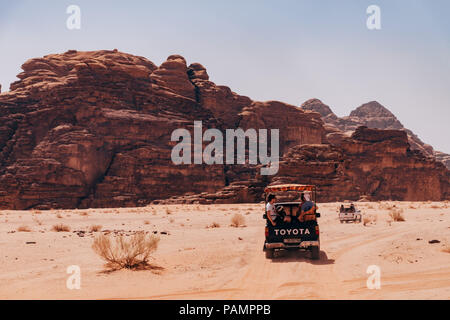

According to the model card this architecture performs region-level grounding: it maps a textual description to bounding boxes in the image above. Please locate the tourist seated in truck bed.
[266,194,293,226]
[266,194,287,226]
[298,192,317,222]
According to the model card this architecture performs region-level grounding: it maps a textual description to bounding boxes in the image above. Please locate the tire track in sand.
[225,226,411,299]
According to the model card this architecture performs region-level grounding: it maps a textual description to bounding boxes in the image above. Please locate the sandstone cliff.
[0,50,448,209]
[302,99,450,169]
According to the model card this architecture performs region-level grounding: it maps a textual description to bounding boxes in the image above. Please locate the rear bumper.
[339,217,360,221]
[265,240,319,249]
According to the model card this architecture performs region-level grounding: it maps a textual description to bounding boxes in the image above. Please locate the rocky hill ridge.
[0,50,448,209]
[302,99,449,169]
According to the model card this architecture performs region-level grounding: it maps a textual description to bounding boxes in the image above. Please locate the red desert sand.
[0,202,449,300]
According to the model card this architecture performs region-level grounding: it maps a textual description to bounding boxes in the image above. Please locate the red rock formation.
[0,50,326,209]
[0,50,448,209]
[165,127,449,204]
[0,50,224,209]
[302,99,450,169]
[435,151,450,170]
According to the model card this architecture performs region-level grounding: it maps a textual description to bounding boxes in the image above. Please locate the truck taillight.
[265,227,269,237]
[315,226,319,235]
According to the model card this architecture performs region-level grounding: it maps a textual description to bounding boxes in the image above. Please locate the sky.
[0,0,449,153]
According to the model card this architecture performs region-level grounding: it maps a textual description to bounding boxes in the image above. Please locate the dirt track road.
[140,203,450,300]
[222,226,450,300]
[1,202,449,299]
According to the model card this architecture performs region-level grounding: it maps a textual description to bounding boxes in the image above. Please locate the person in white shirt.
[266,194,280,226]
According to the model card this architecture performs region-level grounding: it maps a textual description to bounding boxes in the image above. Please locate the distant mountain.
[302,99,450,169]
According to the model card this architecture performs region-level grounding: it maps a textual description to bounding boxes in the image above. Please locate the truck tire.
[311,246,320,260]
[265,249,274,259]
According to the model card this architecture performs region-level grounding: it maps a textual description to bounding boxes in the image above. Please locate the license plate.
[284,238,301,244]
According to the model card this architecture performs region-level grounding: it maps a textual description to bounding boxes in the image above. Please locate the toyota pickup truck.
[263,185,321,260]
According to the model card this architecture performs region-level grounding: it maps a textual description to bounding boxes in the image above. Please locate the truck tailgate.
[267,221,318,242]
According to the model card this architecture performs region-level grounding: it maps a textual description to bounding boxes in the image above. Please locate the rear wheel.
[311,246,320,260]
[265,249,274,259]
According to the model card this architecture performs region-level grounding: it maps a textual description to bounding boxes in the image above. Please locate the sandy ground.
[0,201,449,300]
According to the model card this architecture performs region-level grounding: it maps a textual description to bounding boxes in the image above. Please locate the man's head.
[304,192,311,202]
[267,194,276,203]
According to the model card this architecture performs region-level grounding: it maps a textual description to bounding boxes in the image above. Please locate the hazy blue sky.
[1,0,449,153]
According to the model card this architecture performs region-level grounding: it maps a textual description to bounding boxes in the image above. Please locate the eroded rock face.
[302,99,450,169]
[0,50,448,209]
[0,50,326,209]
[163,127,449,204]
[435,151,450,170]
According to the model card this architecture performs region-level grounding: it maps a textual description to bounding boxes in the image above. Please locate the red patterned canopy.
[264,184,315,193]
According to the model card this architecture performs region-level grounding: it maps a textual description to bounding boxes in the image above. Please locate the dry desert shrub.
[363,214,377,226]
[144,220,150,225]
[389,208,405,222]
[17,225,32,232]
[79,211,89,216]
[166,208,172,215]
[430,205,440,209]
[89,225,102,232]
[207,222,221,229]
[363,217,371,226]
[56,213,63,219]
[92,233,160,270]
[230,214,246,228]
[52,224,71,232]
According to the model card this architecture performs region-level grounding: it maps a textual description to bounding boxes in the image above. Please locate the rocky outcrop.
[435,151,450,170]
[0,50,448,209]
[162,127,449,204]
[0,50,326,209]
[302,99,450,169]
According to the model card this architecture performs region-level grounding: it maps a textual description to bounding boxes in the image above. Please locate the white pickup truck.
[339,205,362,223]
